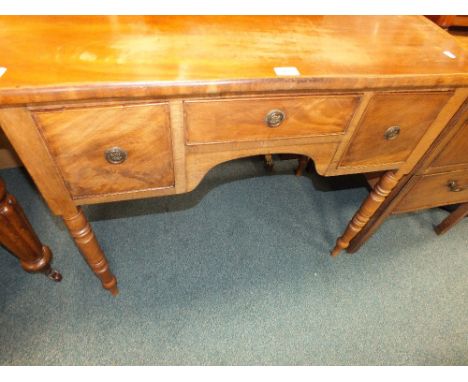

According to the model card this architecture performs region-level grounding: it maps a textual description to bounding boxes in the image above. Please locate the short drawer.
[33,103,174,198]
[395,169,468,213]
[184,95,360,144]
[339,92,453,168]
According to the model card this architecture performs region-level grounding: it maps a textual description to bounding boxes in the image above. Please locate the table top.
[0,16,467,104]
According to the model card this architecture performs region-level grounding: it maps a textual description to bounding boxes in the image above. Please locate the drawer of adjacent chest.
[184,95,360,144]
[394,169,468,213]
[33,103,174,198]
[339,92,453,168]
[426,120,468,173]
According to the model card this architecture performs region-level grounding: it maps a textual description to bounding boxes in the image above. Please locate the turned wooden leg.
[0,177,62,281]
[62,207,118,295]
[331,170,400,256]
[434,202,468,235]
[295,156,309,176]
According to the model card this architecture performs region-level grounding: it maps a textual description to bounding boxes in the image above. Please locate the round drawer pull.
[384,125,401,140]
[448,180,463,192]
[105,147,127,164]
[265,109,286,128]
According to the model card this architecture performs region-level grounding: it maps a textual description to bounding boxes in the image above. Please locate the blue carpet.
[0,158,466,365]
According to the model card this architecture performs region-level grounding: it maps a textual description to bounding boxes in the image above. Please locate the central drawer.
[33,103,174,198]
[184,95,360,144]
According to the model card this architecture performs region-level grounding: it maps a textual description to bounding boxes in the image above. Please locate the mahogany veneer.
[339,92,453,168]
[0,16,466,294]
[185,95,360,144]
[395,170,468,213]
[34,103,174,198]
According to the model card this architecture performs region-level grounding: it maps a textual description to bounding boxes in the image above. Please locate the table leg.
[263,154,274,172]
[295,156,309,176]
[331,170,400,256]
[62,207,118,295]
[434,202,468,235]
[0,177,62,281]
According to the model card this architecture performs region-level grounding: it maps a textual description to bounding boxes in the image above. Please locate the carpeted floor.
[0,158,466,365]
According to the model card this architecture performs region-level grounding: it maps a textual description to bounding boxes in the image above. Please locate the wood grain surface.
[339,92,453,167]
[0,16,467,105]
[394,169,468,213]
[185,95,360,144]
[33,103,174,198]
[0,16,467,293]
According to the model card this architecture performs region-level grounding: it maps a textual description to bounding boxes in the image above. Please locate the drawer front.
[185,95,360,144]
[34,103,174,197]
[395,169,468,213]
[428,120,468,171]
[339,92,453,168]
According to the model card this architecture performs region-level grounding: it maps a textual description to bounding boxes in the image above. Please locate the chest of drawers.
[394,110,468,213]
[0,16,466,295]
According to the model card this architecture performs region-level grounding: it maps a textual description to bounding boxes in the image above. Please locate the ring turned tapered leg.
[62,208,118,295]
[0,177,62,281]
[331,170,400,256]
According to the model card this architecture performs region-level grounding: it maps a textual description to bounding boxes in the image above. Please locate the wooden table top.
[0,16,467,104]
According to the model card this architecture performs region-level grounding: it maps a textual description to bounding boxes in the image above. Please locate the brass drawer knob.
[265,109,286,128]
[384,126,400,140]
[448,180,463,192]
[105,147,127,164]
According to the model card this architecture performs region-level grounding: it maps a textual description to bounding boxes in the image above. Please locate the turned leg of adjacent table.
[0,177,62,281]
[331,170,401,256]
[0,108,117,295]
[263,154,274,172]
[62,207,118,295]
[295,156,309,177]
[434,202,468,235]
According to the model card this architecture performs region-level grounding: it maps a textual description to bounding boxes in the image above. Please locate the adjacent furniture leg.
[347,172,413,253]
[331,170,400,256]
[295,156,309,176]
[62,207,118,295]
[0,177,62,281]
[434,202,468,235]
[263,154,274,172]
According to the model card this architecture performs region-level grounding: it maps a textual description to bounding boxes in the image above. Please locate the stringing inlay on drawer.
[33,103,174,198]
[184,95,361,144]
